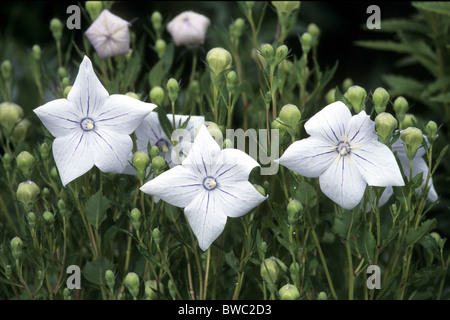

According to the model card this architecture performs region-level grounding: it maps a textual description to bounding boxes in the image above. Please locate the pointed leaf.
[82,256,115,286]
[85,189,110,229]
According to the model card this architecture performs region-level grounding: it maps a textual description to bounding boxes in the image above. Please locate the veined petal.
[183,124,221,177]
[90,129,133,173]
[214,148,260,183]
[52,130,94,186]
[93,95,156,134]
[135,112,167,150]
[319,154,367,210]
[67,56,109,118]
[34,99,80,138]
[351,140,405,187]
[346,110,377,145]
[304,101,351,144]
[140,165,202,208]
[275,137,336,178]
[184,191,227,251]
[215,181,267,218]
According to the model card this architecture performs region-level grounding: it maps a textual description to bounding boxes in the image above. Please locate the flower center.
[156,139,170,153]
[80,118,95,131]
[203,177,217,190]
[337,141,350,156]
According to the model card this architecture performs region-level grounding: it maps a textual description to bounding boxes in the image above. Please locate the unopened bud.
[223,138,233,149]
[279,284,300,300]
[279,104,301,128]
[17,151,35,179]
[271,118,287,138]
[317,291,328,300]
[0,102,24,136]
[166,78,179,103]
[105,270,115,290]
[287,199,302,221]
[27,212,36,229]
[201,122,223,142]
[300,32,312,54]
[57,66,67,79]
[152,228,161,245]
[151,11,163,32]
[253,184,266,197]
[124,272,140,299]
[32,45,41,61]
[43,211,55,227]
[307,23,320,38]
[39,142,49,160]
[132,151,150,180]
[151,156,166,172]
[145,280,164,300]
[345,85,367,113]
[206,47,232,76]
[261,256,286,285]
[130,208,141,230]
[85,1,103,21]
[50,18,63,41]
[2,153,12,170]
[400,113,417,129]
[425,121,438,143]
[63,85,72,98]
[375,112,397,144]
[149,145,161,158]
[401,127,423,160]
[372,87,390,114]
[275,45,289,65]
[272,1,301,15]
[155,39,166,58]
[342,78,353,92]
[260,43,275,65]
[125,92,140,100]
[393,96,408,122]
[325,88,336,104]
[10,236,23,260]
[149,86,165,106]
[1,60,12,80]
[16,180,40,212]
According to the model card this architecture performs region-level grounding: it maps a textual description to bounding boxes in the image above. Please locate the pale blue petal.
[33,99,80,138]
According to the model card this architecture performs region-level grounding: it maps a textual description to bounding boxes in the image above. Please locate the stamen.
[80,118,95,131]
[203,177,217,190]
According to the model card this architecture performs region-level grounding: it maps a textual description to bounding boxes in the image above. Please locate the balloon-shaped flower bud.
[278,284,300,300]
[43,211,55,227]
[17,151,35,179]
[261,256,286,285]
[16,180,40,212]
[85,1,103,21]
[226,70,238,92]
[0,102,23,135]
[151,11,163,33]
[32,44,41,61]
[10,236,23,260]
[166,78,180,104]
[425,120,438,143]
[152,228,161,246]
[27,212,36,229]
[401,127,423,160]
[317,291,328,300]
[230,18,245,41]
[275,44,289,65]
[260,43,275,66]
[375,112,398,144]
[300,32,312,54]
[287,199,302,222]
[11,119,30,144]
[393,96,408,122]
[149,145,161,158]
[151,156,166,173]
[124,272,140,299]
[50,18,63,41]
[345,85,367,113]
[167,11,211,47]
[325,88,336,104]
[279,104,301,128]
[63,86,72,98]
[105,270,115,290]
[207,47,232,76]
[372,87,390,114]
[132,151,150,181]
[155,39,167,58]
[400,113,417,129]
[272,118,287,138]
[1,60,12,81]
[253,184,266,197]
[149,86,165,106]
[200,121,223,143]
[145,280,164,300]
[307,23,320,38]
[272,1,301,15]
[130,208,141,230]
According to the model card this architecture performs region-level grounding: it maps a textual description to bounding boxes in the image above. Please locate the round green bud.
[32,44,41,61]
[375,112,398,144]
[206,47,233,76]
[345,85,367,113]
[152,227,161,246]
[317,291,328,300]
[287,199,302,219]
[85,1,103,21]
[63,86,72,99]
[10,118,30,143]
[1,60,12,80]
[272,1,301,15]
[61,77,70,89]
[50,166,58,179]
[57,66,67,79]
[307,23,321,38]
[271,118,287,138]
[279,284,300,300]
[279,59,294,75]
[149,86,165,106]
[17,151,35,179]
[145,280,164,300]
[425,120,438,143]
[132,151,150,176]
[275,44,289,65]
[105,270,115,290]
[39,142,49,160]
[201,122,223,143]
[393,96,408,120]
[2,153,12,170]
[27,212,36,229]
[43,211,55,226]
[253,184,266,197]
[50,18,63,41]
[155,39,167,58]
[342,78,353,92]
[151,11,163,32]
[10,236,23,260]
[300,32,312,54]
[151,156,166,172]
[125,92,140,100]
[230,18,245,39]
[16,180,40,212]
[372,87,390,114]
[259,241,268,254]
[401,127,423,160]
[0,102,24,135]
[149,145,161,158]
[400,113,417,129]
[261,256,286,285]
[124,272,140,299]
[130,208,141,222]
[166,78,179,103]
[259,43,275,65]
[279,104,301,128]
[325,88,336,104]
[223,138,233,149]
[63,287,72,300]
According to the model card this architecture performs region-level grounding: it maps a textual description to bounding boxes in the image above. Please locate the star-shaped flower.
[275,101,405,210]
[85,9,131,59]
[34,56,156,186]
[167,11,211,47]
[377,132,438,208]
[140,125,267,250]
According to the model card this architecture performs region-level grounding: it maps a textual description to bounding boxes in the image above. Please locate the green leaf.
[412,1,450,16]
[432,144,449,175]
[368,18,430,34]
[148,41,174,87]
[382,75,425,99]
[406,219,437,245]
[332,210,362,240]
[356,225,376,264]
[157,105,174,142]
[224,250,239,273]
[430,92,450,103]
[85,189,110,229]
[82,256,115,286]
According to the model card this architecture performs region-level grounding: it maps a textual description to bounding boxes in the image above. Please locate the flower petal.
[93,95,156,134]
[140,165,202,208]
[275,137,337,178]
[52,130,94,186]
[346,110,377,145]
[351,140,405,187]
[33,99,80,138]
[304,101,351,144]
[182,124,221,177]
[319,155,367,210]
[89,129,133,173]
[215,181,267,218]
[214,148,260,183]
[67,56,110,118]
[184,191,227,251]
